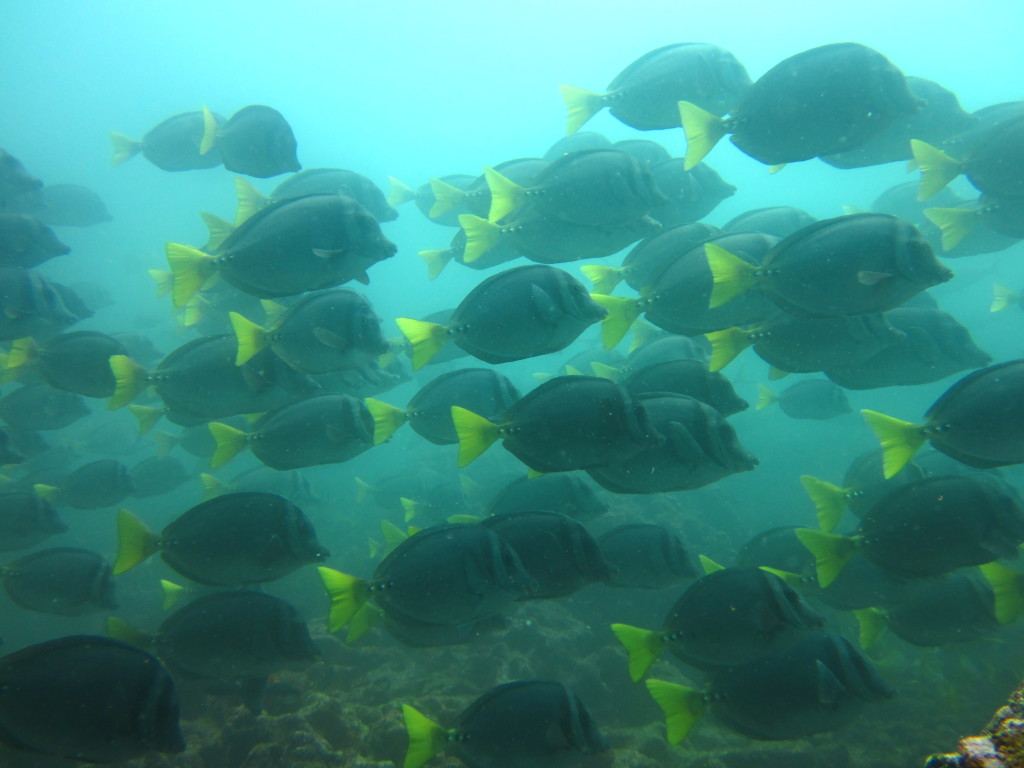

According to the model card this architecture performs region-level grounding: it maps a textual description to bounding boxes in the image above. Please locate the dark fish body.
[505,208,661,265]
[942,101,1024,158]
[12,183,112,227]
[209,193,396,297]
[953,113,1024,199]
[598,523,697,589]
[706,632,893,740]
[480,511,613,598]
[487,473,608,520]
[372,524,536,626]
[1,547,115,616]
[414,173,476,226]
[884,572,998,646]
[860,475,1024,577]
[757,214,952,317]
[621,358,748,416]
[217,105,300,178]
[648,159,735,228]
[407,368,520,445]
[60,459,134,509]
[0,384,89,431]
[772,379,851,420]
[614,139,672,166]
[0,213,69,268]
[0,267,82,340]
[0,149,42,204]
[842,449,928,519]
[32,330,128,397]
[449,265,606,364]
[159,492,329,586]
[602,43,751,127]
[616,222,720,293]
[228,466,319,505]
[248,394,374,470]
[728,43,918,164]
[588,393,757,493]
[271,168,397,221]
[625,333,710,369]
[0,635,184,762]
[137,110,224,171]
[735,526,816,575]
[0,493,64,552]
[722,206,816,239]
[499,376,661,472]
[545,132,612,159]
[130,455,190,498]
[462,157,552,219]
[826,306,991,389]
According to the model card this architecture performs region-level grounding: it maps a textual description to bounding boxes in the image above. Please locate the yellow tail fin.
[705,243,758,308]
[199,105,218,155]
[32,484,59,502]
[979,562,1024,624]
[590,361,620,381]
[698,554,725,575]
[484,166,527,222]
[860,410,926,479]
[610,623,665,682]
[129,405,163,436]
[768,365,791,381]
[580,264,624,295]
[794,528,858,589]
[428,177,467,219]
[106,616,148,645]
[199,212,236,252]
[108,355,149,410]
[458,214,503,263]
[165,242,217,308]
[678,101,726,170]
[365,398,409,444]
[854,607,887,650]
[317,566,370,632]
[645,679,707,745]
[345,603,381,644]
[148,269,173,298]
[400,497,420,523]
[589,294,642,350]
[386,177,416,207]
[5,337,37,370]
[208,422,249,469]
[911,140,962,200]
[160,580,188,611]
[924,207,975,251]
[354,476,372,504]
[380,519,409,554]
[229,312,269,366]
[755,383,778,411]
[109,132,142,166]
[419,249,453,281]
[799,475,849,533]
[234,177,267,225]
[451,406,502,467]
[394,318,449,370]
[113,508,160,575]
[152,431,178,460]
[991,283,1018,313]
[559,84,605,135]
[705,328,752,372]
[401,704,450,768]
[199,472,229,502]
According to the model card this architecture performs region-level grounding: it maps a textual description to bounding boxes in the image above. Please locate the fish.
[0,213,69,268]
[1,547,115,616]
[756,379,851,420]
[430,157,550,221]
[0,384,90,431]
[619,358,749,416]
[212,104,300,178]
[452,375,661,471]
[0,149,42,204]
[8,183,112,227]
[113,492,329,586]
[240,167,397,222]
[367,367,520,445]
[50,458,134,509]
[110,109,224,170]
[204,465,319,506]
[6,331,129,398]
[208,393,374,470]
[612,566,825,678]
[706,214,953,318]
[925,194,1024,251]
[560,42,751,132]
[480,511,613,598]
[396,265,606,369]
[0,635,184,763]
[544,131,612,159]
[722,206,816,239]
[166,193,397,306]
[129,455,191,498]
[598,523,697,589]
[486,473,608,520]
[0,267,84,340]
[680,43,918,166]
[647,158,735,228]
[614,138,672,166]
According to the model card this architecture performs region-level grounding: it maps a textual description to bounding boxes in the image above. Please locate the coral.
[926,678,1024,768]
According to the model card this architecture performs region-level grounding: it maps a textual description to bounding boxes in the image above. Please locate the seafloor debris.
[926,678,1024,768]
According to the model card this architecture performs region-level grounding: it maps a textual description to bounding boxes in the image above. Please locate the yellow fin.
[800,475,849,533]
[768,163,786,174]
[559,84,605,135]
[113,508,160,575]
[160,580,188,611]
[854,607,888,650]
[400,497,420,523]
[182,295,208,328]
[386,177,416,206]
[109,132,142,166]
[645,679,706,745]
[758,566,806,586]
[980,562,1024,624]
[484,166,526,222]
[705,328,752,372]
[402,704,450,768]
[580,264,623,295]
[354,476,372,504]
[108,355,149,410]
[768,365,791,381]
[365,398,409,444]
[446,514,482,524]
[755,383,778,411]
[451,406,501,467]
[381,519,409,554]
[590,361,620,381]
[705,242,758,308]
[148,269,173,298]
[911,139,962,200]
[610,623,664,682]
[229,312,269,366]
[106,616,148,645]
[795,528,858,589]
[199,472,228,502]
[199,105,218,155]
[394,318,448,370]
[428,177,467,219]
[345,603,381,644]
[678,101,726,170]
[32,484,59,502]
[317,566,370,633]
[924,207,975,251]
[261,299,286,326]
[5,337,37,370]
[129,405,163,436]
[629,319,660,352]
[991,284,1018,313]
[590,293,641,350]
[860,410,927,479]
[234,177,267,225]
[458,214,503,263]
[208,422,248,469]
[698,554,725,574]
[165,242,217,308]
[564,365,583,376]
[419,249,453,281]
[152,431,178,460]
[199,211,236,252]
